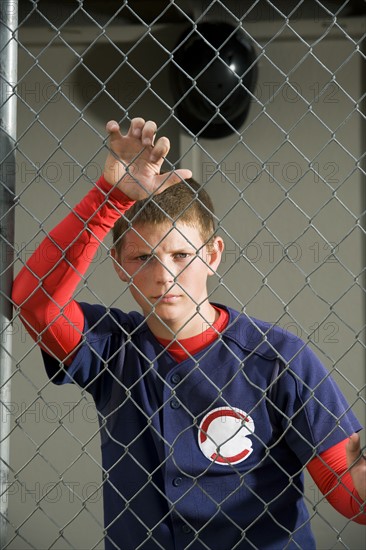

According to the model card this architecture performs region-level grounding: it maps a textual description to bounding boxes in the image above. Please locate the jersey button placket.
[164,368,188,537]
[170,371,182,409]
[170,372,182,385]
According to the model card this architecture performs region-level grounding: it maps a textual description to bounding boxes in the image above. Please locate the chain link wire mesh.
[1,1,365,549]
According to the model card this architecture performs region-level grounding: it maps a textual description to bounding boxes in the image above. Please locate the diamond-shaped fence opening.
[1,1,365,549]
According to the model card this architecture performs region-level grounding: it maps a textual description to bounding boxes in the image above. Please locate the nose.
[152,257,175,284]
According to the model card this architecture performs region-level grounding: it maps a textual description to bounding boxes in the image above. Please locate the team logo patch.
[198,406,255,465]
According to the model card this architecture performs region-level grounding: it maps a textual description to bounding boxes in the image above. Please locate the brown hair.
[112,178,216,253]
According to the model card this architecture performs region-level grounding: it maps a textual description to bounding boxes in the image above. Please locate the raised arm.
[11,118,192,363]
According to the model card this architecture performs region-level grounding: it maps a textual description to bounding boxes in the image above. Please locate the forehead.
[121,222,204,251]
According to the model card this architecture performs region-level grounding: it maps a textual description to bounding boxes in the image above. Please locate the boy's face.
[112,221,224,338]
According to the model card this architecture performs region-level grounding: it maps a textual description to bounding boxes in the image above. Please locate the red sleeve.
[307,438,366,524]
[12,176,135,363]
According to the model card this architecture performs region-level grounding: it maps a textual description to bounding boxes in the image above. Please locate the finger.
[128,117,146,138]
[150,136,170,163]
[106,120,124,151]
[106,120,120,134]
[141,120,157,146]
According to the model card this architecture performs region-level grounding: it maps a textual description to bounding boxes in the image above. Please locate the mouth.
[153,294,181,304]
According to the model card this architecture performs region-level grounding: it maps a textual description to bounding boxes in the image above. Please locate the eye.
[137,254,152,262]
[174,252,190,259]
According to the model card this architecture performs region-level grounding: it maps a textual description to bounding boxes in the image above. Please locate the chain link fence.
[1,1,365,549]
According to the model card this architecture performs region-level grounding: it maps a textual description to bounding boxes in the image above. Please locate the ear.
[206,236,224,276]
[111,247,129,282]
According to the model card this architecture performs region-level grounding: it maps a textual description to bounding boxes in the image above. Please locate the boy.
[12,118,365,550]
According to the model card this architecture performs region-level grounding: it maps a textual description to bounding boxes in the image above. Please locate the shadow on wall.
[70,28,186,164]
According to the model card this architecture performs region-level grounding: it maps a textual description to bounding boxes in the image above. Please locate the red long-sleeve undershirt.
[12,176,135,361]
[11,176,365,524]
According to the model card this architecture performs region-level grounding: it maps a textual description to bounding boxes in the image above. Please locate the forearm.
[307,439,366,524]
[12,176,134,360]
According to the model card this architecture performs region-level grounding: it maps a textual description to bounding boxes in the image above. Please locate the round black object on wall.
[170,22,258,139]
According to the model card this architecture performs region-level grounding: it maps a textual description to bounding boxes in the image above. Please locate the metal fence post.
[0,0,18,546]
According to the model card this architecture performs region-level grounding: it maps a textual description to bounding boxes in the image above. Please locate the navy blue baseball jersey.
[43,304,362,550]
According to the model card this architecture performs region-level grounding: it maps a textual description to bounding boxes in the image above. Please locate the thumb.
[155,169,193,193]
[169,168,193,183]
[346,433,362,467]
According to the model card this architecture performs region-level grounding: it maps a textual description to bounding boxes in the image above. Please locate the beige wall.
[8,16,365,549]
[181,21,365,549]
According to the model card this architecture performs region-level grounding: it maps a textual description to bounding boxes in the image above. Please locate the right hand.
[103,118,192,200]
